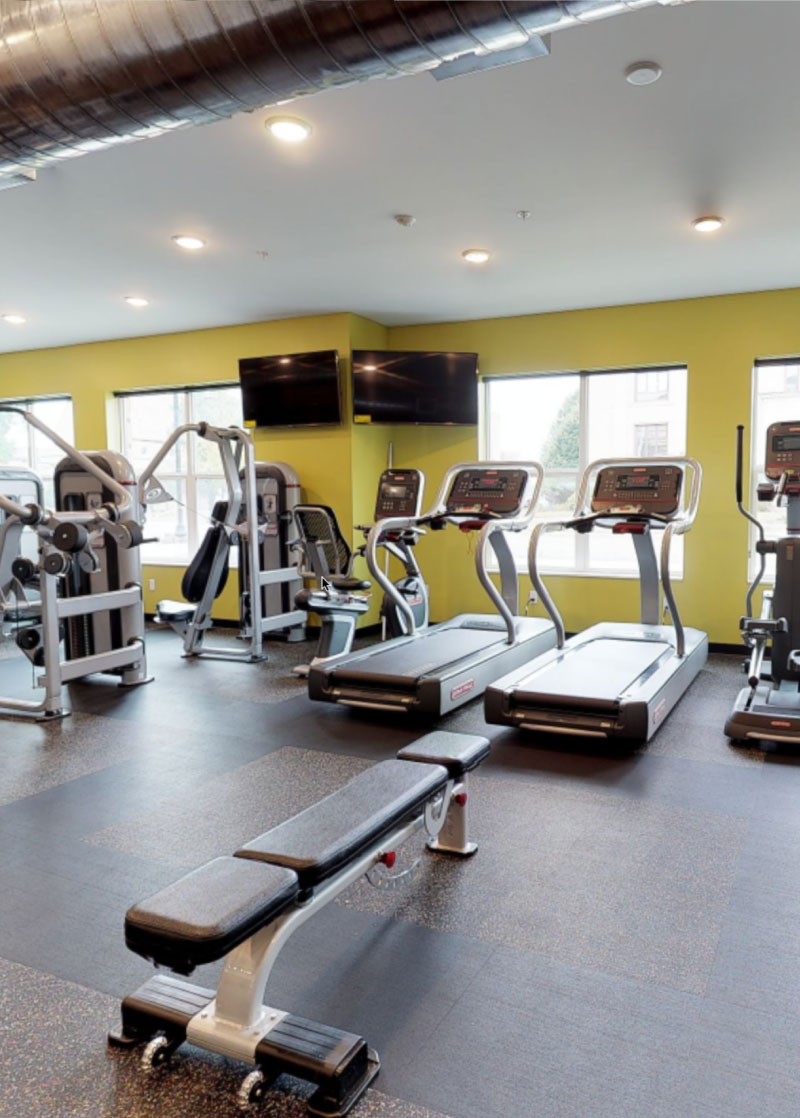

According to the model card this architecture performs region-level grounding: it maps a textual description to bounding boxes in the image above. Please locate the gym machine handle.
[734,424,767,622]
[736,424,744,506]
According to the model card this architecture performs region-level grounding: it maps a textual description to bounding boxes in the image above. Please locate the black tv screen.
[239,349,341,427]
[352,350,479,425]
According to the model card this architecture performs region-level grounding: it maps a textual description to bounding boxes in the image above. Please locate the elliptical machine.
[292,468,428,674]
[726,421,800,745]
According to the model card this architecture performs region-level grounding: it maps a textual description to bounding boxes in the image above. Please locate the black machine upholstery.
[181,524,230,604]
[125,857,299,973]
[237,760,448,889]
[293,505,356,579]
[397,731,490,778]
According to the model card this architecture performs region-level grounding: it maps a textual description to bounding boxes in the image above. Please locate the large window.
[750,359,800,581]
[0,395,75,507]
[482,366,688,576]
[118,385,243,565]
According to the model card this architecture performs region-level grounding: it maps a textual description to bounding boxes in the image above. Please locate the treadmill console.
[445,468,529,517]
[765,421,800,480]
[374,469,424,520]
[592,464,683,517]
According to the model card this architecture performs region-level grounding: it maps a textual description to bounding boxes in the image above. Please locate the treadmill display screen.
[445,468,529,517]
[471,477,505,490]
[774,434,800,452]
[615,474,659,490]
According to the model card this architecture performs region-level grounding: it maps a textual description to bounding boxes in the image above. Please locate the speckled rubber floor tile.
[86,746,370,866]
[0,956,452,1118]
[339,769,747,993]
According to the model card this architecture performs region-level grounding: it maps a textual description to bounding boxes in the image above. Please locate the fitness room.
[1,2,800,1116]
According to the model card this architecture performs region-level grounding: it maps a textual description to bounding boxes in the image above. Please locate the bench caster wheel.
[141,1034,172,1072]
[237,1069,266,1110]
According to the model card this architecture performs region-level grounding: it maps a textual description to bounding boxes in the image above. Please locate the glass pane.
[141,477,190,565]
[29,397,76,485]
[0,407,29,469]
[190,389,244,475]
[586,368,687,576]
[122,392,186,474]
[486,375,580,467]
[751,363,800,581]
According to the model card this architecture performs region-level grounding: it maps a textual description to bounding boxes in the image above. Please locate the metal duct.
[0,0,673,187]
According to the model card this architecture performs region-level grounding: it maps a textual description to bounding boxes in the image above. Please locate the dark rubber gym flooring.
[1,627,800,1117]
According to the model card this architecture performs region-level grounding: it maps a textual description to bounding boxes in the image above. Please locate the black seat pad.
[125,857,299,974]
[329,575,371,591]
[236,760,448,890]
[397,731,490,777]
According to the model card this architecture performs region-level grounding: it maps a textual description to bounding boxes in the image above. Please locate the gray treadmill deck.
[329,623,509,687]
[513,637,671,704]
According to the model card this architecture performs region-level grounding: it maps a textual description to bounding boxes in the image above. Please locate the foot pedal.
[255,1016,379,1116]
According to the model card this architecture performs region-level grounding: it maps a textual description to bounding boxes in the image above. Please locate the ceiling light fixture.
[394,214,416,227]
[264,116,312,143]
[625,61,662,86]
[462,249,491,264]
[692,215,725,234]
[125,296,149,308]
[172,234,206,251]
[2,313,26,325]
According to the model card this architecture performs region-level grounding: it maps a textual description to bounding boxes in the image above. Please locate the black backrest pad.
[236,760,449,889]
[125,857,299,974]
[181,524,230,604]
[294,505,351,574]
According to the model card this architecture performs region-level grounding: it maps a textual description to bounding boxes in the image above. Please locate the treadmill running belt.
[514,638,671,707]
[331,626,507,688]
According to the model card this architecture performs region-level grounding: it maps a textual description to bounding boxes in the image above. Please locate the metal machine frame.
[485,456,707,743]
[308,461,558,716]
[0,406,150,720]
[139,423,304,662]
[726,422,800,744]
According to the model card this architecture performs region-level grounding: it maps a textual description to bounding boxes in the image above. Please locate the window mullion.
[576,373,590,572]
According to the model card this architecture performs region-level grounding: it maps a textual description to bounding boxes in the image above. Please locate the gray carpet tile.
[340,770,747,994]
[86,746,371,867]
[0,955,453,1118]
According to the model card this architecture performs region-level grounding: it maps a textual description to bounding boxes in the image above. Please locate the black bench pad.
[156,599,196,623]
[125,857,299,974]
[397,731,490,777]
[236,760,448,889]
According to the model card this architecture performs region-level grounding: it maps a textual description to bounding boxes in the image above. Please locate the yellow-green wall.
[1,287,800,643]
[388,287,800,644]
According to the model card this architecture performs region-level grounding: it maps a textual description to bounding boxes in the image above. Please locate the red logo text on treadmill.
[451,679,475,701]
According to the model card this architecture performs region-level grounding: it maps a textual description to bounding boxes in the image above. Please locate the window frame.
[480,364,687,579]
[749,357,800,584]
[116,383,242,566]
[0,393,75,506]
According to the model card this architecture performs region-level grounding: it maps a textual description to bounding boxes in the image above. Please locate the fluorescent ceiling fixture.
[462,248,491,264]
[625,61,662,86]
[363,365,377,372]
[264,116,312,143]
[692,216,725,234]
[172,234,206,250]
[125,296,149,308]
[2,313,26,325]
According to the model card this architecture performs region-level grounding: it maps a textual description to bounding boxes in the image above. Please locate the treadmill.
[307,462,557,716]
[485,457,708,743]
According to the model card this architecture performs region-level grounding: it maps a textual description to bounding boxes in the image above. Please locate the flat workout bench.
[109,730,490,1115]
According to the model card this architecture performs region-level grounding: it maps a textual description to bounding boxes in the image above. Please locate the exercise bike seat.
[329,575,371,592]
[156,600,196,624]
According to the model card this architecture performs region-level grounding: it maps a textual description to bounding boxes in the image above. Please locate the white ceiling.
[1,0,800,355]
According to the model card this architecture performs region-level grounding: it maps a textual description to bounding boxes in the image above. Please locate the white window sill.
[490,565,684,582]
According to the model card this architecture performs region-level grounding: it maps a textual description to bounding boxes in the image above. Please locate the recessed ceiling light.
[279,357,291,364]
[363,365,377,372]
[264,116,312,143]
[124,296,149,308]
[172,234,206,251]
[2,313,26,325]
[692,216,725,234]
[625,61,662,86]
[462,249,491,264]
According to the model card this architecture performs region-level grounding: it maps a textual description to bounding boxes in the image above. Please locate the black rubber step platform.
[397,730,490,777]
[124,856,299,973]
[108,974,379,1118]
[236,759,448,889]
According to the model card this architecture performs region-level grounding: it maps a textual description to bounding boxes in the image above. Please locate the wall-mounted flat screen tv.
[238,349,341,427]
[352,349,479,425]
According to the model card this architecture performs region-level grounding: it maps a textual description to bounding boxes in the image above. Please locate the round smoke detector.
[625,61,662,86]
